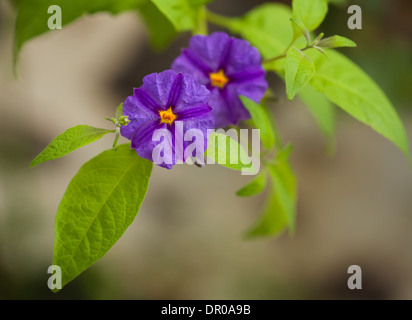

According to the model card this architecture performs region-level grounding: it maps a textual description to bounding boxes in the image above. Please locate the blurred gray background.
[0,0,411,299]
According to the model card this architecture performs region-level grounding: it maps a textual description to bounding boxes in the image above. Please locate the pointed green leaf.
[270,145,297,232]
[298,85,336,144]
[229,3,294,59]
[308,49,410,158]
[292,0,328,32]
[239,96,276,150]
[12,0,146,68]
[205,132,256,174]
[222,3,310,71]
[30,125,114,168]
[236,172,267,197]
[313,32,325,45]
[115,103,124,120]
[53,144,152,289]
[139,1,176,50]
[285,46,316,100]
[112,129,120,148]
[245,186,288,238]
[290,17,310,44]
[317,35,357,49]
[246,145,297,237]
[150,0,211,32]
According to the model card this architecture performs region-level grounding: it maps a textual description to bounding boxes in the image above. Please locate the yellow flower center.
[159,107,177,125]
[209,69,229,89]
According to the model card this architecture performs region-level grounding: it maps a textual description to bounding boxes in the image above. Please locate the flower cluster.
[121,32,268,168]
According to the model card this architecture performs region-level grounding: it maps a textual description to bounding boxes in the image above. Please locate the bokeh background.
[1,0,411,299]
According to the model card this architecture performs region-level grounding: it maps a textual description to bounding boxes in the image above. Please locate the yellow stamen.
[210,69,229,89]
[159,107,177,125]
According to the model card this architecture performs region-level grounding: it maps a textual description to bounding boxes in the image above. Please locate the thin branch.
[263,45,313,64]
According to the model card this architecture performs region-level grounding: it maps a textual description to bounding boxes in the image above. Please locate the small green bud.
[313,33,325,46]
[118,115,130,126]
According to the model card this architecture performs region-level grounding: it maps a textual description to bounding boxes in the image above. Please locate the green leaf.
[246,145,297,237]
[298,85,336,144]
[239,96,276,150]
[139,1,176,50]
[236,172,267,197]
[292,0,328,32]
[205,132,255,173]
[270,145,297,232]
[224,3,314,72]
[313,32,325,45]
[290,16,310,44]
[246,185,288,238]
[53,144,152,289]
[317,35,357,49]
[12,0,145,67]
[30,125,114,168]
[229,3,294,59]
[307,49,410,158]
[150,0,210,32]
[285,46,316,100]
[115,103,124,120]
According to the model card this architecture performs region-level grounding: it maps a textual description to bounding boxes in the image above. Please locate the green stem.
[205,10,235,29]
[263,44,313,64]
[194,7,208,35]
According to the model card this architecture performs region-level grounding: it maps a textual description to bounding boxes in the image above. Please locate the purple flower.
[172,32,268,128]
[120,70,214,169]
